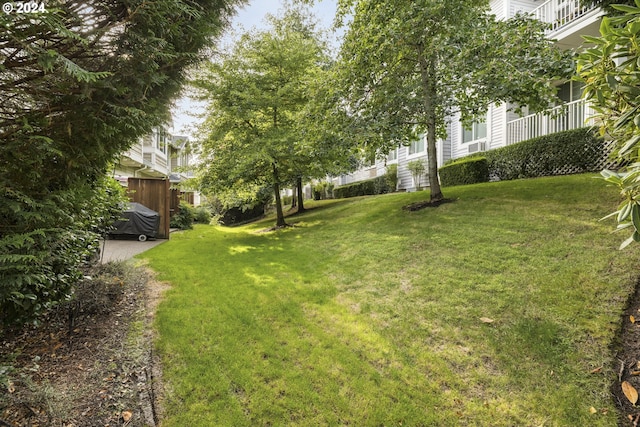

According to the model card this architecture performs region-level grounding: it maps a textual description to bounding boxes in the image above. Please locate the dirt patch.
[612,278,640,426]
[0,262,167,427]
[402,198,456,211]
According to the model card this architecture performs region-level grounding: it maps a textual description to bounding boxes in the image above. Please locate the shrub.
[407,160,426,188]
[439,157,489,186]
[170,202,195,230]
[0,175,129,325]
[193,206,212,224]
[443,128,609,184]
[486,128,606,180]
[313,181,334,200]
[334,176,390,199]
[385,163,398,191]
[219,204,265,225]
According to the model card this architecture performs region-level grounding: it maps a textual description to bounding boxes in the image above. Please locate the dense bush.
[219,204,265,225]
[486,128,606,180]
[0,176,128,325]
[170,202,195,230]
[439,157,490,186]
[313,181,335,200]
[385,164,398,191]
[193,206,212,224]
[441,128,608,184]
[334,176,392,199]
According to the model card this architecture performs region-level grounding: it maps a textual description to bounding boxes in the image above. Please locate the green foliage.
[333,176,391,199]
[439,157,490,187]
[384,163,398,192]
[193,6,334,228]
[0,176,128,325]
[312,181,334,200]
[335,0,575,201]
[487,128,606,181]
[0,0,242,323]
[442,128,607,185]
[407,160,426,188]
[578,2,640,248]
[170,202,195,230]
[582,0,636,14]
[193,206,212,224]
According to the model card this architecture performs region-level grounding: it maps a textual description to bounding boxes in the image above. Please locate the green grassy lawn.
[141,174,640,426]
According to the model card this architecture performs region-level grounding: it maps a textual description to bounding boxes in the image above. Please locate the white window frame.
[407,134,426,159]
[386,148,398,163]
[461,113,488,144]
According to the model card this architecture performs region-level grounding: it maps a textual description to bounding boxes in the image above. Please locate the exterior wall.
[509,0,537,17]
[115,127,196,197]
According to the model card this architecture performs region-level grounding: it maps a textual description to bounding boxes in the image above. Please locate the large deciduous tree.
[0,0,243,323]
[194,7,349,227]
[335,0,574,202]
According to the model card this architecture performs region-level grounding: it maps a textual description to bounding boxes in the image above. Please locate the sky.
[171,0,339,138]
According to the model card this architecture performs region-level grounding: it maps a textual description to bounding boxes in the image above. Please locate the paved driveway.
[99,238,167,263]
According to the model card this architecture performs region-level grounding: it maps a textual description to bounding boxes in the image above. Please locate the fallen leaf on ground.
[589,406,597,414]
[122,410,133,422]
[590,367,602,374]
[622,381,638,405]
[479,317,494,323]
[631,315,636,324]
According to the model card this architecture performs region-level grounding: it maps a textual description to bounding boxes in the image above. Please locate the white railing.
[531,0,596,33]
[506,99,594,145]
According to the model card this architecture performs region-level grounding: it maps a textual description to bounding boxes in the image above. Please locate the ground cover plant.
[142,174,640,426]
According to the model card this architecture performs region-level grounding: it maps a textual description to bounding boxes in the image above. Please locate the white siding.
[489,104,506,150]
[489,0,507,19]
[509,0,538,17]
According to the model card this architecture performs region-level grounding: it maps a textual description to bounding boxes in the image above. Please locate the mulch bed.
[612,278,640,427]
[0,263,161,427]
[402,197,456,211]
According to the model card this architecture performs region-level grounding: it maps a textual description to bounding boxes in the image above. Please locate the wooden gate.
[127,178,171,239]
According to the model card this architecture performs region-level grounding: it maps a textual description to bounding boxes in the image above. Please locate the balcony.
[531,0,597,34]
[506,99,595,145]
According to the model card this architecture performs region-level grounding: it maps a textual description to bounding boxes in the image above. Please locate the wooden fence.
[127,178,170,239]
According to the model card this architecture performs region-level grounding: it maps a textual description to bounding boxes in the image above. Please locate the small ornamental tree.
[578,1,640,248]
[407,160,426,190]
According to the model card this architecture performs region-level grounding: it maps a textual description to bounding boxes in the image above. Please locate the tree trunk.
[291,188,297,209]
[417,47,444,202]
[272,163,287,227]
[296,176,305,213]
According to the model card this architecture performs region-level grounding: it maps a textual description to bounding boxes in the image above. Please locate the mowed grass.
[142,174,640,426]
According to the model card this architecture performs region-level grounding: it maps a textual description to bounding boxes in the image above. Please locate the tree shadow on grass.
[402,198,457,211]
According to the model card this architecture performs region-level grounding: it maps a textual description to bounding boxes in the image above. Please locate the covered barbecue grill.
[109,202,160,241]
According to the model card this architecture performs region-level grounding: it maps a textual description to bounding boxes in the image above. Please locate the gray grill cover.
[111,202,159,237]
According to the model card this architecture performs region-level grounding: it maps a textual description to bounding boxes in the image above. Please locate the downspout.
[134,165,148,177]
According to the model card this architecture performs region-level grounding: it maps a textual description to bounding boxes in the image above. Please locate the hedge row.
[439,157,489,187]
[439,127,610,186]
[333,175,392,199]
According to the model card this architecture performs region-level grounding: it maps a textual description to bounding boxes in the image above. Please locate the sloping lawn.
[142,174,640,426]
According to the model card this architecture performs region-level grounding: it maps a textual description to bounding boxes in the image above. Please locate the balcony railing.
[506,99,594,145]
[531,0,596,33]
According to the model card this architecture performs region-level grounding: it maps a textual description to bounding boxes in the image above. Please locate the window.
[387,148,397,162]
[557,80,584,103]
[408,134,425,156]
[462,115,487,144]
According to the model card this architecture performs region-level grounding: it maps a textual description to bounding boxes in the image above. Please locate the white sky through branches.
[171,0,339,137]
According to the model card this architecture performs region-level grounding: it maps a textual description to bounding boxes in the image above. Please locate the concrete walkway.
[99,238,167,263]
